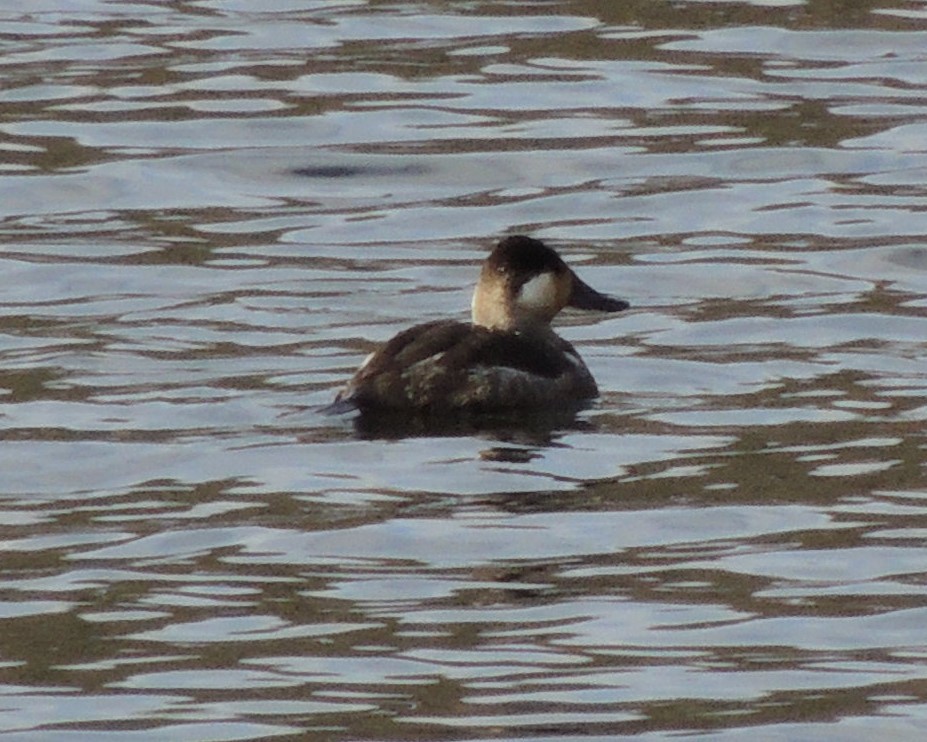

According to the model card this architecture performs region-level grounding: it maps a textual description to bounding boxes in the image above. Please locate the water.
[1,1,927,739]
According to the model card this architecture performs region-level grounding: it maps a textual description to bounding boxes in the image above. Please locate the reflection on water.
[2,0,927,739]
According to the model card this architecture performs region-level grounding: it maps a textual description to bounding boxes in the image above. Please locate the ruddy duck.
[332,235,628,413]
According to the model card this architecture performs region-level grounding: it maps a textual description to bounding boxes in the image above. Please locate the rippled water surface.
[2,0,927,739]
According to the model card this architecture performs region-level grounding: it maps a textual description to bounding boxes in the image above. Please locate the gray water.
[2,1,927,740]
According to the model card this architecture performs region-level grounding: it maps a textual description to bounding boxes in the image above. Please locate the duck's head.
[471,235,629,332]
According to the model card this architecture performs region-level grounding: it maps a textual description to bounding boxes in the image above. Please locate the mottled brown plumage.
[338,319,595,411]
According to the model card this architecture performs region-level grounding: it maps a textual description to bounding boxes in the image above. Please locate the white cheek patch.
[517,272,557,313]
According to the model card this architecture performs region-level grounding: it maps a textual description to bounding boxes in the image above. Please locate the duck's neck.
[471,280,514,331]
[471,275,558,336]
[472,303,553,338]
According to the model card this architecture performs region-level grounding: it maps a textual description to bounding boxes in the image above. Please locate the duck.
[332,235,628,413]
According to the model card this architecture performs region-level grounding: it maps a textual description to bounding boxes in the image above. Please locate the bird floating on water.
[332,235,628,414]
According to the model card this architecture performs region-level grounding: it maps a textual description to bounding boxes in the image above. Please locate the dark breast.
[336,320,598,412]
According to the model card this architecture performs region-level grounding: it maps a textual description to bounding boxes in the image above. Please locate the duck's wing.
[337,320,596,411]
[441,328,597,409]
[335,320,472,409]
